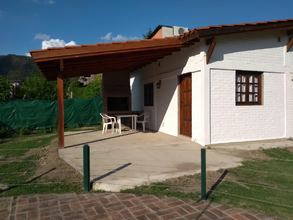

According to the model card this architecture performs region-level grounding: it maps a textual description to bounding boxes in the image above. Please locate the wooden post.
[57,60,64,148]
[287,37,293,52]
[206,37,216,64]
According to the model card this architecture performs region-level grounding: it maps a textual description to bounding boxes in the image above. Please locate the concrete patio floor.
[59,130,244,192]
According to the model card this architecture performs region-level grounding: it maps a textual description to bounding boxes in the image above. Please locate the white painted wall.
[208,31,286,72]
[130,29,293,145]
[191,70,205,145]
[156,74,178,136]
[285,71,293,138]
[131,42,204,138]
[207,31,290,144]
[130,73,143,112]
[210,69,285,143]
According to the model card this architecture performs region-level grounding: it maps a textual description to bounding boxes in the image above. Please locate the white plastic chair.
[136,112,149,132]
[100,113,117,134]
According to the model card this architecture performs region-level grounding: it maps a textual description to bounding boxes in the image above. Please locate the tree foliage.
[0,55,103,101]
[21,73,57,100]
[68,75,102,99]
[0,76,11,101]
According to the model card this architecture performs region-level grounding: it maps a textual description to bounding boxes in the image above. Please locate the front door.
[179,73,192,137]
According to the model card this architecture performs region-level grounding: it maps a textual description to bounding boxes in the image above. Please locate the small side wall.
[131,43,205,140]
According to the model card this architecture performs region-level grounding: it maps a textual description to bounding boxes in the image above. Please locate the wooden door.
[179,73,192,137]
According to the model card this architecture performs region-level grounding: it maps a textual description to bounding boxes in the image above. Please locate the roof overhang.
[30,18,293,81]
[180,19,293,42]
[31,37,190,80]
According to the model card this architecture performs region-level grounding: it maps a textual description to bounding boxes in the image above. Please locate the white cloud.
[25,53,31,57]
[101,32,112,41]
[100,32,140,42]
[34,33,50,41]
[34,33,77,49]
[41,39,77,49]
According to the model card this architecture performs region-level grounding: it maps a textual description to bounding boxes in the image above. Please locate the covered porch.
[30,37,195,148]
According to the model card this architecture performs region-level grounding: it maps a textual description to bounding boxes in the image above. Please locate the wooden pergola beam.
[57,59,64,148]
[287,37,293,52]
[206,37,216,64]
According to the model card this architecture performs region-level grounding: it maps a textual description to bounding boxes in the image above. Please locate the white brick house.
[130,19,293,146]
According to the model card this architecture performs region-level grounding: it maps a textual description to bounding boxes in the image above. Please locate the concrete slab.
[59,130,243,192]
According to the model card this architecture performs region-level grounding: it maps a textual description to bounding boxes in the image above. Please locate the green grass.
[0,134,54,158]
[0,133,82,197]
[0,182,82,197]
[0,156,37,184]
[122,182,200,201]
[210,148,293,219]
[122,148,293,219]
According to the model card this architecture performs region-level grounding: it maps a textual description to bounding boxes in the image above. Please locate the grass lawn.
[0,135,53,158]
[210,148,293,219]
[124,147,293,219]
[123,182,200,201]
[0,134,82,197]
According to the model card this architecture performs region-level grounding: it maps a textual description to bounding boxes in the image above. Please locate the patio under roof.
[30,18,293,148]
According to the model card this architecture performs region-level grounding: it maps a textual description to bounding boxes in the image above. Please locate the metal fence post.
[201,147,207,200]
[83,144,90,192]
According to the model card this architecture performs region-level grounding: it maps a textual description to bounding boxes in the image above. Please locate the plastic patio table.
[116,114,137,134]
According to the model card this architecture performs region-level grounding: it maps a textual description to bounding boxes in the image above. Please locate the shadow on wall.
[130,73,143,112]
[210,33,283,63]
[155,72,182,134]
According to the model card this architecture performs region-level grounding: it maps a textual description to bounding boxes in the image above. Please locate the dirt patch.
[162,170,226,194]
[161,148,270,194]
[27,138,82,183]
[214,148,270,161]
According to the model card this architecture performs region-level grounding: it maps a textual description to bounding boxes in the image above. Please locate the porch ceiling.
[30,37,187,80]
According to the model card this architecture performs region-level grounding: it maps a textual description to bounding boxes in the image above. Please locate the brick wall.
[210,69,285,143]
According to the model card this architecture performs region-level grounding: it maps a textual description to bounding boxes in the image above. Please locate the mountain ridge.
[0,54,41,81]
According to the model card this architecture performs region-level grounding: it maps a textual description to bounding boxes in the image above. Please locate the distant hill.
[0,54,41,81]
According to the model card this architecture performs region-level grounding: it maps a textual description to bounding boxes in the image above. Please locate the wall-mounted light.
[156,80,162,89]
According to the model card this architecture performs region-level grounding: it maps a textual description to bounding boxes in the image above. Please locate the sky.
[0,0,292,56]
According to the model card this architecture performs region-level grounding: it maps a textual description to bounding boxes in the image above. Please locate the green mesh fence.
[0,97,102,131]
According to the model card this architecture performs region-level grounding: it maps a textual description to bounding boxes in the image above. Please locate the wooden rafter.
[206,37,216,64]
[287,37,293,52]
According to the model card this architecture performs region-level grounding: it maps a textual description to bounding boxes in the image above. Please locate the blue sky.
[1,0,292,56]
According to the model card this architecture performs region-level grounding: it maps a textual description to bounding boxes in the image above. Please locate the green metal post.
[201,147,207,200]
[83,144,90,192]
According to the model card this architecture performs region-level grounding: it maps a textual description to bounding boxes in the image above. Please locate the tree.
[21,73,57,100]
[143,28,153,39]
[68,75,102,99]
[0,76,11,101]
